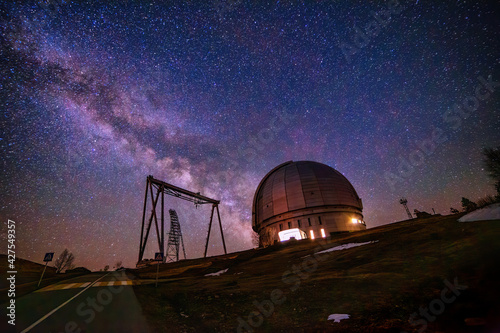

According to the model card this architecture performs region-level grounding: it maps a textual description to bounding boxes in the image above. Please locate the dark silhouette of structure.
[137,175,227,265]
[165,209,187,262]
[399,198,413,219]
[414,209,433,219]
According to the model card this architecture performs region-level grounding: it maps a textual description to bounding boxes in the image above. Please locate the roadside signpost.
[154,252,163,287]
[38,252,54,288]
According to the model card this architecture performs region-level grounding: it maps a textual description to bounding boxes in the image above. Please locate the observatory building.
[252,161,366,247]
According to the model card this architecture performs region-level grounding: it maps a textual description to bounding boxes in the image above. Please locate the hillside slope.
[0,255,57,289]
[0,255,88,302]
[131,214,500,332]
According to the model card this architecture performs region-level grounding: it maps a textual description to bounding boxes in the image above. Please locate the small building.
[252,161,366,247]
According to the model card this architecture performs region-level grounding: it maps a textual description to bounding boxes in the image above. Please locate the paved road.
[3,271,151,333]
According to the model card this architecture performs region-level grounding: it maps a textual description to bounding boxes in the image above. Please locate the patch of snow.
[458,203,500,222]
[315,241,379,255]
[328,314,350,322]
[204,268,228,277]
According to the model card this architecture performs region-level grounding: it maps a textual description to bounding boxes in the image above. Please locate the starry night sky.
[1,1,499,270]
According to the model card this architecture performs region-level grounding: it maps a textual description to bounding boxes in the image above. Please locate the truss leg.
[204,204,216,258]
[150,182,162,251]
[161,186,165,262]
[139,187,161,262]
[216,204,227,255]
[176,243,179,261]
[181,235,187,260]
[138,178,149,263]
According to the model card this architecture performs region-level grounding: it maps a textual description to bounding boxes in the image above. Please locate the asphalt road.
[3,271,151,333]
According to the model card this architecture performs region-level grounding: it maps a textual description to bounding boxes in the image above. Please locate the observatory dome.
[252,161,365,247]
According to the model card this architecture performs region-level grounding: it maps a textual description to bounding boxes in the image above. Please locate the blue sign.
[154,252,164,261]
[44,252,54,262]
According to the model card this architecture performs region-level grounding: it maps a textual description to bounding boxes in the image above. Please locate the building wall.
[257,208,366,247]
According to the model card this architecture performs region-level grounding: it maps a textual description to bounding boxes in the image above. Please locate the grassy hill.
[0,255,57,289]
[131,213,500,332]
[0,255,87,302]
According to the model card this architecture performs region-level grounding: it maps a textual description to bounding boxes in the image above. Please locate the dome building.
[252,161,366,247]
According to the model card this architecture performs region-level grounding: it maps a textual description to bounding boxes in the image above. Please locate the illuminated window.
[351,218,358,223]
[279,229,305,242]
[279,224,283,231]
[318,216,322,225]
[320,228,326,238]
[310,230,315,239]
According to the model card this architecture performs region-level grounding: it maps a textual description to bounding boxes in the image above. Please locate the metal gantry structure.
[165,209,186,263]
[399,198,413,219]
[137,175,227,265]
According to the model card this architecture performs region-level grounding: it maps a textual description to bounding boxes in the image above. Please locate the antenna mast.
[399,198,413,219]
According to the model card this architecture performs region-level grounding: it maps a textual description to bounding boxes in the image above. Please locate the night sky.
[1,1,499,270]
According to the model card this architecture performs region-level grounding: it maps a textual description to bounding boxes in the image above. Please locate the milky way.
[1,1,499,270]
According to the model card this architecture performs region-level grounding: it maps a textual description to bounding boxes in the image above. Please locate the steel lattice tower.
[399,198,413,219]
[165,209,187,263]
